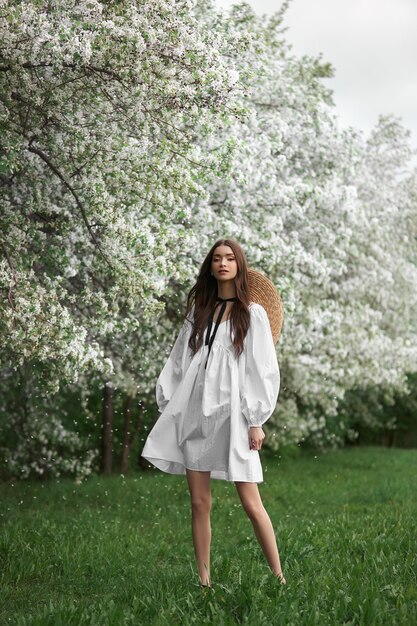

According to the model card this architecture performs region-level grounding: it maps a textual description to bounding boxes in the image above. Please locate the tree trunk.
[137,404,150,469]
[102,381,114,475]
[387,428,395,448]
[120,394,133,474]
[121,395,148,473]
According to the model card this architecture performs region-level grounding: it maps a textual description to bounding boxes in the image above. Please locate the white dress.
[140,302,280,483]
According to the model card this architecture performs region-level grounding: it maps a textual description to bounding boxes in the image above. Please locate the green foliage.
[339,373,417,448]
[0,364,99,481]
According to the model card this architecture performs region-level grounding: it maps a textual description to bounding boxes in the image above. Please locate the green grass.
[1,446,416,625]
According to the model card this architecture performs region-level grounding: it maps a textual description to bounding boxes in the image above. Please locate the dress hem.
[141,454,264,484]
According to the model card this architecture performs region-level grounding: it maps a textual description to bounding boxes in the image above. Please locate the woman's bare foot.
[276,571,286,584]
[200,582,212,589]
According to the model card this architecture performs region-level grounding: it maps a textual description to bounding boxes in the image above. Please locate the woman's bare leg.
[186,468,212,585]
[235,481,285,582]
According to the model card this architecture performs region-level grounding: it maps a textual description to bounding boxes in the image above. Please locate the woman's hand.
[248,426,265,451]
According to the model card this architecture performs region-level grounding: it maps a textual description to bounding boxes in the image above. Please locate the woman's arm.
[240,303,280,442]
[155,309,194,413]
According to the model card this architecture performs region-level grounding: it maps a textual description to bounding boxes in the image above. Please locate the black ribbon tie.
[204,296,237,369]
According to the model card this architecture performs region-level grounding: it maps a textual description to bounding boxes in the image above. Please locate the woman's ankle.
[200,573,211,586]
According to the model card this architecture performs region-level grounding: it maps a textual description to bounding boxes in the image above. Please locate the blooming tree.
[1,1,417,479]
[184,4,417,450]
[0,0,250,477]
[0,0,247,387]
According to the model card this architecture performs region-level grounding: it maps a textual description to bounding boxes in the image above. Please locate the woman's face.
[211,245,238,281]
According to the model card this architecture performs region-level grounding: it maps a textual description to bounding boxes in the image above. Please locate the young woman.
[141,238,286,587]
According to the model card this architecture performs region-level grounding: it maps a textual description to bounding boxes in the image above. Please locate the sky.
[215,0,417,157]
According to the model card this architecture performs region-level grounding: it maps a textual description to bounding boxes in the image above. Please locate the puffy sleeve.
[155,308,194,413]
[240,303,280,429]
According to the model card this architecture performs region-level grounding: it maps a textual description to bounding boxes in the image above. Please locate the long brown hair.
[184,238,251,359]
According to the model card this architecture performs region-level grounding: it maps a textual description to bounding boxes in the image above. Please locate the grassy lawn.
[1,446,416,625]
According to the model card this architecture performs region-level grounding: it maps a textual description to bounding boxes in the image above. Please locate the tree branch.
[0,61,135,90]
[0,241,17,310]
[27,144,114,270]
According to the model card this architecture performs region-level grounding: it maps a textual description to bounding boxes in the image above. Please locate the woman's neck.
[217,281,237,300]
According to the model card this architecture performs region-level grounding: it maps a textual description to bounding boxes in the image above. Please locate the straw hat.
[248,268,284,344]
